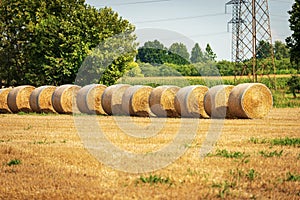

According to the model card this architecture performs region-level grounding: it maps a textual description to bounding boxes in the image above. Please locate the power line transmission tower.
[226,0,276,86]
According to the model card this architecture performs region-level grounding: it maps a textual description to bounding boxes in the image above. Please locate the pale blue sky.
[85,0,294,61]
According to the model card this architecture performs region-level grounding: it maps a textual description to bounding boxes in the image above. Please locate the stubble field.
[0,108,299,199]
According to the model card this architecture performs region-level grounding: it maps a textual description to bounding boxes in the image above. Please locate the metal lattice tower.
[226,0,276,84]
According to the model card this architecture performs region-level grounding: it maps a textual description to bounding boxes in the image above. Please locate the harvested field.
[0,108,299,199]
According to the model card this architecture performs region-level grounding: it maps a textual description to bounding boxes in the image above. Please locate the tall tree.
[0,0,136,86]
[190,43,204,63]
[204,44,217,61]
[168,42,190,61]
[136,40,167,65]
[256,40,272,59]
[274,41,290,60]
[286,0,300,71]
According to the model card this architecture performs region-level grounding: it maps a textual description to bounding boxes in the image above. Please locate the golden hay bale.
[149,85,180,117]
[101,84,131,115]
[7,85,36,113]
[76,84,107,115]
[0,88,12,113]
[174,85,209,118]
[52,84,81,114]
[204,85,234,118]
[228,83,273,119]
[29,86,56,113]
[122,85,153,117]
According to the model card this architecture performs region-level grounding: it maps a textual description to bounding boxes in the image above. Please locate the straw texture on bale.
[175,85,209,118]
[76,84,107,115]
[7,85,35,113]
[29,86,56,113]
[149,85,180,117]
[52,85,81,114]
[122,85,153,117]
[228,83,273,119]
[101,84,131,115]
[204,85,234,118]
[0,88,12,113]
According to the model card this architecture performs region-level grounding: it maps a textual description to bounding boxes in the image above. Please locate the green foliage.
[286,0,300,70]
[209,149,246,159]
[286,172,300,182]
[212,180,235,199]
[246,169,258,181]
[287,75,300,98]
[270,137,300,147]
[190,43,204,63]
[259,150,283,158]
[168,42,190,61]
[274,41,290,60]
[0,1,136,86]
[7,159,21,166]
[136,174,172,186]
[250,137,300,147]
[256,40,272,59]
[204,44,217,61]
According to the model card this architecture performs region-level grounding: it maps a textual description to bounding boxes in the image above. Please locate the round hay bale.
[122,85,153,117]
[52,84,81,114]
[149,85,180,117]
[204,85,234,118]
[0,88,12,113]
[228,83,273,119]
[101,84,131,115]
[7,85,35,113]
[29,86,56,113]
[76,84,107,115]
[175,85,209,118]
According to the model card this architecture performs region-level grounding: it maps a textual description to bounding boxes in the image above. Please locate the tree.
[274,41,290,60]
[136,40,167,65]
[287,75,300,98]
[136,40,189,65]
[286,0,300,71]
[0,0,136,86]
[168,42,190,61]
[204,44,217,61]
[256,40,272,59]
[190,43,204,63]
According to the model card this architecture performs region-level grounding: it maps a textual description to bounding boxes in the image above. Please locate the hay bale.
[204,85,234,118]
[122,85,153,117]
[7,85,35,113]
[149,85,180,117]
[228,83,273,119]
[29,86,56,113]
[101,84,131,115]
[175,85,209,118]
[76,84,107,115]
[0,88,12,113]
[52,84,81,114]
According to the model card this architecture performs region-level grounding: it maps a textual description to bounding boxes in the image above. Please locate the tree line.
[0,0,299,87]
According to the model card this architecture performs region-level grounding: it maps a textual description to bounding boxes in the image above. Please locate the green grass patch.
[209,149,247,159]
[270,137,300,147]
[259,150,284,157]
[212,180,235,199]
[7,159,21,166]
[286,172,300,182]
[250,137,300,147]
[136,174,173,186]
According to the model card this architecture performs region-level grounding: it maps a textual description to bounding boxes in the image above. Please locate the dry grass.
[0,108,299,199]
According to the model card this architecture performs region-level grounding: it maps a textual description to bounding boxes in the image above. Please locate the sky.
[85,0,294,61]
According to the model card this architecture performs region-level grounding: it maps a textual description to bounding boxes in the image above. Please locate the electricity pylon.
[226,0,276,86]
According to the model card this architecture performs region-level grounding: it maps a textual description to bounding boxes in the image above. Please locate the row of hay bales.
[0,83,273,119]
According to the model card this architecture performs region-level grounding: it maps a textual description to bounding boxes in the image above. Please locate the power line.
[94,0,172,7]
[269,0,293,3]
[134,13,228,24]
